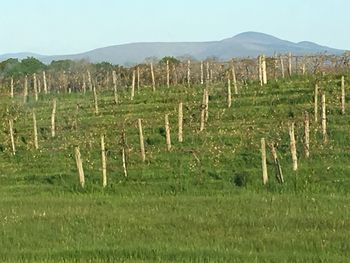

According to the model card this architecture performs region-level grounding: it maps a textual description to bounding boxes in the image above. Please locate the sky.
[0,0,349,55]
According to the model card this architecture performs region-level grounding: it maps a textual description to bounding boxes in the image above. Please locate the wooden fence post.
[101,134,107,187]
[10,77,14,98]
[178,102,183,142]
[51,99,57,138]
[187,60,191,88]
[112,70,118,104]
[33,110,39,150]
[9,119,15,156]
[93,85,99,114]
[289,122,298,171]
[314,84,319,122]
[269,143,284,184]
[23,75,28,103]
[227,78,232,108]
[288,52,292,77]
[200,61,204,85]
[138,119,146,162]
[87,70,92,91]
[150,63,156,92]
[74,146,85,188]
[206,61,210,85]
[131,70,136,100]
[341,76,345,114]
[166,60,170,88]
[321,93,327,143]
[261,138,268,185]
[137,66,140,91]
[231,62,238,95]
[205,89,209,122]
[280,56,285,78]
[262,55,267,85]
[200,90,206,131]
[258,55,263,86]
[43,71,48,94]
[121,129,128,178]
[33,73,38,101]
[165,114,171,151]
[304,111,310,158]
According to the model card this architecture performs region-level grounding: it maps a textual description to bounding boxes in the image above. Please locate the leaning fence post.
[9,119,15,156]
[138,119,146,162]
[74,146,85,188]
[269,143,284,184]
[150,63,156,92]
[314,84,319,122]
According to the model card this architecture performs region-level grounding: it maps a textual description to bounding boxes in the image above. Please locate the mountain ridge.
[0,32,346,65]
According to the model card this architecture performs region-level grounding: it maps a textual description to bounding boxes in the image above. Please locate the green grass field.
[1,74,350,262]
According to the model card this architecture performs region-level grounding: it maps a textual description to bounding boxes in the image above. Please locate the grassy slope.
[0,74,350,262]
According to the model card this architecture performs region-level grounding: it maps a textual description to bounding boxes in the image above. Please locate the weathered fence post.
[33,110,39,150]
[178,102,183,142]
[166,60,170,88]
[206,61,210,85]
[200,61,204,85]
[112,70,118,104]
[33,73,38,101]
[165,114,171,151]
[23,75,28,103]
[43,71,48,94]
[10,77,14,98]
[231,62,238,95]
[321,93,327,143]
[93,85,99,114]
[304,111,310,158]
[9,119,15,155]
[101,134,107,187]
[131,70,136,100]
[258,55,263,86]
[138,119,146,162]
[280,56,285,78]
[261,138,268,185]
[314,84,319,122]
[187,60,191,88]
[227,78,232,108]
[288,52,292,77]
[137,66,140,91]
[262,55,267,85]
[269,143,284,184]
[51,99,57,138]
[289,122,298,171]
[121,129,128,178]
[341,76,345,114]
[150,63,156,92]
[74,146,85,188]
[87,70,92,91]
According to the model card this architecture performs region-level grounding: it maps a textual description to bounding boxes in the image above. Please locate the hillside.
[0,32,345,65]
[0,66,350,261]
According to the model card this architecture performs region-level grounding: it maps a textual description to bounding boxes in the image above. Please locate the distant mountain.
[0,32,346,65]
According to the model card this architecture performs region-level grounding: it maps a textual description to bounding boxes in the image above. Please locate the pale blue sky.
[0,0,349,55]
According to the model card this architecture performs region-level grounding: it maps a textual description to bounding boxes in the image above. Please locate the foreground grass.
[1,188,350,262]
[0,73,350,261]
